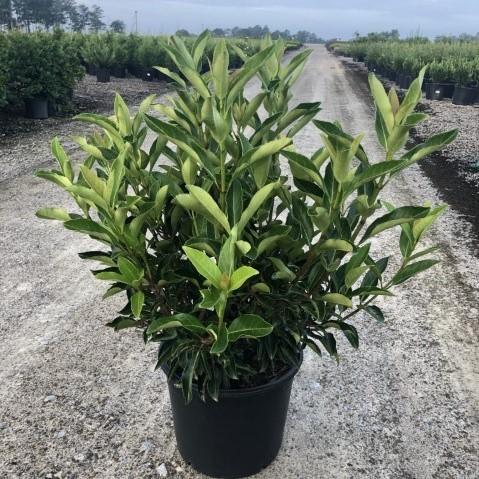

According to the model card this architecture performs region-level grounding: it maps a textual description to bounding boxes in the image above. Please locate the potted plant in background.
[36,34,457,478]
[452,58,479,105]
[82,34,116,83]
[111,34,129,78]
[5,30,84,119]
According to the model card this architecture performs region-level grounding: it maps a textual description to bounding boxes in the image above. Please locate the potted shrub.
[111,34,128,78]
[6,31,84,119]
[83,34,116,83]
[36,35,457,478]
[137,36,164,81]
[452,59,478,105]
[426,60,454,100]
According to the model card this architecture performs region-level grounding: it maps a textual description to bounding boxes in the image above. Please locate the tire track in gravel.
[0,45,478,479]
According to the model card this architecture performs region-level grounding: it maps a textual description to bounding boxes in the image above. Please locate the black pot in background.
[396,73,404,87]
[452,85,479,105]
[401,75,413,90]
[142,68,156,82]
[86,63,97,76]
[111,66,126,78]
[25,97,48,119]
[96,68,111,83]
[166,362,301,478]
[425,82,449,101]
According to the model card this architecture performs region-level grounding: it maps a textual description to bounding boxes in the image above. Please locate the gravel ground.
[1,46,478,478]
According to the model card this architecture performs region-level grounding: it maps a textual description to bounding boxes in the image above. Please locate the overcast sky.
[83,0,479,39]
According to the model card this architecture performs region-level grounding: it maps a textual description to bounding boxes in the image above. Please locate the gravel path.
[1,45,478,479]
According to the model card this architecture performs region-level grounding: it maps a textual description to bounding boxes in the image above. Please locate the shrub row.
[331,40,479,86]
[0,31,302,115]
[77,33,301,79]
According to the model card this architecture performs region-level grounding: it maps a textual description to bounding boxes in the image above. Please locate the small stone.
[74,453,85,462]
[0,422,7,430]
[55,430,66,439]
[156,463,168,477]
[44,395,57,403]
[141,440,154,453]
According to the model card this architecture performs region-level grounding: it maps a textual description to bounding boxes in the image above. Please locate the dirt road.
[1,45,478,478]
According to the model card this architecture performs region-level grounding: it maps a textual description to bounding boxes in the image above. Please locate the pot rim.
[163,351,303,399]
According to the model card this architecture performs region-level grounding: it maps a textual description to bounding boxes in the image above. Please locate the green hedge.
[0,31,302,114]
[331,40,479,86]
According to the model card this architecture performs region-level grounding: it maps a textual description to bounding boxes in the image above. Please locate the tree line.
[176,25,325,43]
[0,0,125,33]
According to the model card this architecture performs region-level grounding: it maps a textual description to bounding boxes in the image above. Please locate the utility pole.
[134,10,138,34]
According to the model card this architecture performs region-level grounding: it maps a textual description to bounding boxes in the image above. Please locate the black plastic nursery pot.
[25,97,48,119]
[425,82,455,101]
[142,68,156,82]
[401,75,412,90]
[111,66,126,78]
[86,63,97,76]
[96,68,111,83]
[166,362,301,478]
[452,85,479,105]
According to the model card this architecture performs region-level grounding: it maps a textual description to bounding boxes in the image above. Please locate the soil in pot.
[166,362,301,478]
[25,97,48,119]
[452,85,479,105]
[96,68,111,83]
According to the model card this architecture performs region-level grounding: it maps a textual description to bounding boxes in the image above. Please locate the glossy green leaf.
[228,314,273,342]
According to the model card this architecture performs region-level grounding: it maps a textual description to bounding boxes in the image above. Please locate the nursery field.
[0,44,478,479]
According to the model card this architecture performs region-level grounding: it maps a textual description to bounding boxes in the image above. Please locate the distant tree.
[69,3,89,32]
[0,0,13,29]
[88,4,104,32]
[175,28,191,37]
[110,19,125,33]
[212,27,225,37]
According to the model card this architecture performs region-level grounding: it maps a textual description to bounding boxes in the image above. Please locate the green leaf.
[391,259,439,286]
[315,239,353,253]
[227,180,243,226]
[64,218,113,242]
[118,257,143,283]
[237,182,278,235]
[114,93,131,136]
[230,266,259,291]
[345,266,369,289]
[321,293,353,308]
[361,206,429,241]
[226,45,275,108]
[269,257,296,281]
[36,207,71,222]
[251,282,271,293]
[212,39,229,99]
[210,323,228,354]
[368,73,394,132]
[187,185,230,233]
[51,138,73,181]
[183,246,222,288]
[228,314,273,342]
[79,165,106,198]
[131,291,144,318]
[147,313,205,335]
[182,350,200,403]
[364,305,384,323]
